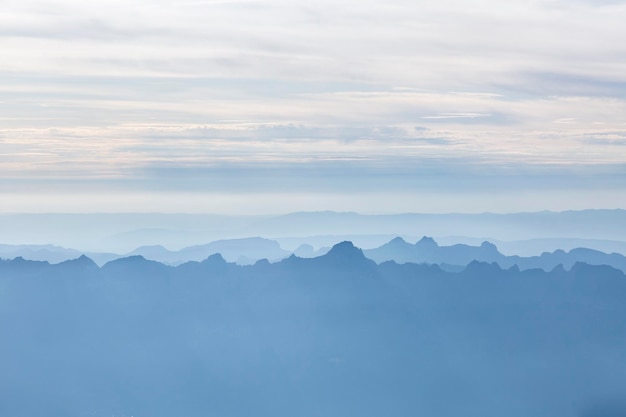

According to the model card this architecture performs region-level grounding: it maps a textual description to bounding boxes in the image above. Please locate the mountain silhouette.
[365,236,626,272]
[2,241,626,417]
[126,237,290,265]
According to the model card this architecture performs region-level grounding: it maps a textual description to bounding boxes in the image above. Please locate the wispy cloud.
[422,113,492,119]
[2,0,626,212]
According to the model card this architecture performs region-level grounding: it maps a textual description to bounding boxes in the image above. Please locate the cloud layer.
[1,0,625,212]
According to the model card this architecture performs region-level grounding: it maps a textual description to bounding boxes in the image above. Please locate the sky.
[1,0,626,214]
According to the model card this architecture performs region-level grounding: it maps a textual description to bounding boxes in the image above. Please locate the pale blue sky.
[1,0,625,213]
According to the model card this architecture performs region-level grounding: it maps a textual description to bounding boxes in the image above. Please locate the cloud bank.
[1,0,625,212]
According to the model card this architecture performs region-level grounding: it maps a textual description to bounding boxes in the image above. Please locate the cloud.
[2,0,626,212]
[502,72,626,99]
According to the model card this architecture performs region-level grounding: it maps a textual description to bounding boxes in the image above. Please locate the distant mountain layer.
[365,236,626,272]
[250,210,626,241]
[0,237,291,266]
[3,240,624,281]
[127,237,290,265]
[4,234,626,273]
[2,241,626,417]
[1,209,625,252]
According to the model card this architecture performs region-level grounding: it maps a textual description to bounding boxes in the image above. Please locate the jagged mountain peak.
[62,254,97,266]
[202,253,227,264]
[389,236,408,245]
[103,255,167,269]
[416,236,438,247]
[480,241,497,250]
[325,241,365,259]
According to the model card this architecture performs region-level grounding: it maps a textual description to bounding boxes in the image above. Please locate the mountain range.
[3,234,626,273]
[2,210,626,253]
[2,241,626,417]
[365,236,626,272]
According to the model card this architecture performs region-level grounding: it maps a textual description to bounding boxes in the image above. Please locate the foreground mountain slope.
[1,242,626,417]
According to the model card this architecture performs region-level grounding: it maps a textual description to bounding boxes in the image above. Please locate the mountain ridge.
[3,239,626,417]
[3,241,625,279]
[2,209,625,253]
[3,234,626,273]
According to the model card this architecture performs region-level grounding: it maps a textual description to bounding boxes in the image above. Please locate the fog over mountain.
[5,0,626,414]
[1,210,625,253]
[4,233,626,273]
[438,237,626,258]
[2,242,626,417]
[127,237,290,265]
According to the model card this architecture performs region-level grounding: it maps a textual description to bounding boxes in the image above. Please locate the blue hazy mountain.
[127,237,290,265]
[0,243,83,263]
[2,242,626,417]
[247,209,626,241]
[292,243,330,258]
[487,237,626,257]
[0,244,120,266]
[4,235,626,273]
[0,238,291,266]
[365,236,503,265]
[2,210,625,253]
[365,236,626,272]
